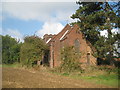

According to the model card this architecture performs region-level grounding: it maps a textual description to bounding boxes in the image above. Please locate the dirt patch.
[2,67,113,88]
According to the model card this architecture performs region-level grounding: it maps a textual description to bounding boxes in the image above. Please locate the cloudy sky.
[1,0,119,42]
[1,0,80,42]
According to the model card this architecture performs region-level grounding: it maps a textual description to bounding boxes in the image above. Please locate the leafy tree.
[71,2,120,64]
[2,35,22,64]
[20,35,49,66]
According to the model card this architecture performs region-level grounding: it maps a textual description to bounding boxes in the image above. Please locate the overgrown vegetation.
[58,46,82,73]
[80,66,119,87]
[20,35,49,67]
[2,35,22,64]
[1,1,120,88]
[50,2,120,85]
[1,35,49,67]
[50,65,119,87]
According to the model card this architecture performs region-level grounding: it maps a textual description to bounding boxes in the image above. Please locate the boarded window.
[74,39,80,53]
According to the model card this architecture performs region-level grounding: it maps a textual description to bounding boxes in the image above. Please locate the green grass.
[61,73,69,76]
[1,63,119,87]
[1,63,22,68]
[50,68,119,87]
[78,74,119,87]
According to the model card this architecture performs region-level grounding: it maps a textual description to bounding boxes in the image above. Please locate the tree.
[71,2,120,65]
[20,35,49,66]
[2,35,22,64]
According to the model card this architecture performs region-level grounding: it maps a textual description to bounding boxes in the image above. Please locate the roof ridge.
[50,24,71,41]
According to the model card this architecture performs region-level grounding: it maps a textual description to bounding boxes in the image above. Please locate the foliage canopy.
[71,2,120,62]
[2,35,22,64]
[20,35,49,66]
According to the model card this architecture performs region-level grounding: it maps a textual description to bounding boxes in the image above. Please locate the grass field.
[71,73,119,87]
[50,66,119,87]
[1,63,22,68]
[2,63,120,88]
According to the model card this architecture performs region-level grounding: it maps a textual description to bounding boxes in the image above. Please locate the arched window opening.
[87,52,90,65]
[74,39,80,53]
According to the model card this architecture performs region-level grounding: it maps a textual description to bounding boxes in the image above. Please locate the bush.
[98,65,119,75]
[59,46,82,73]
[20,35,49,67]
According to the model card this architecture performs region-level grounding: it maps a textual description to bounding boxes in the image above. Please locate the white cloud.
[1,0,78,2]
[100,28,119,37]
[100,30,108,37]
[36,21,64,38]
[0,3,2,21]
[2,2,78,22]
[2,2,78,40]
[111,28,119,34]
[4,0,117,2]
[2,29,24,42]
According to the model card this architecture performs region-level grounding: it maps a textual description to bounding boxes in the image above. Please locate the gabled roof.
[59,30,69,40]
[47,24,81,44]
[47,24,72,43]
[46,38,52,43]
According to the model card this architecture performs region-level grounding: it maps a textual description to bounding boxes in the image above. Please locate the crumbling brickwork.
[43,24,96,68]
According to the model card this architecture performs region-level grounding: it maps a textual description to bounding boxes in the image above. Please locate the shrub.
[60,46,82,73]
[20,35,49,67]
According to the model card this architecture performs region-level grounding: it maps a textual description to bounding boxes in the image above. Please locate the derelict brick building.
[43,24,96,68]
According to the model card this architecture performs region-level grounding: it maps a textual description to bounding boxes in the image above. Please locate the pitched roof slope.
[48,24,72,43]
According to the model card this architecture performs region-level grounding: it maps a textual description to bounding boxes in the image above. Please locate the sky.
[0,0,119,42]
[1,1,80,42]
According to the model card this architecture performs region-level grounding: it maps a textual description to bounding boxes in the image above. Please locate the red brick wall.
[48,24,96,68]
[51,24,72,67]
